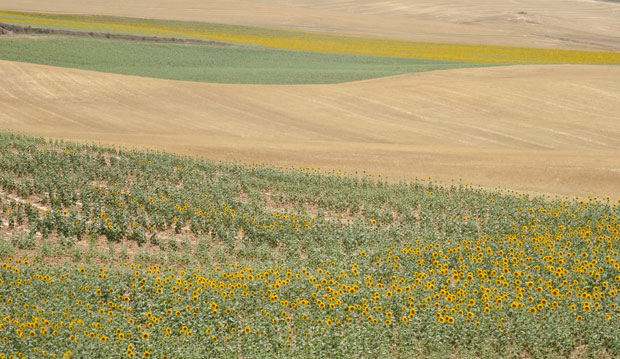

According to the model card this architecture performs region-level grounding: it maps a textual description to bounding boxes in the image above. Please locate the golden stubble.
[1,60,619,198]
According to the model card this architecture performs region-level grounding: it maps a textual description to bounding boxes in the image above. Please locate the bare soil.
[0,22,230,46]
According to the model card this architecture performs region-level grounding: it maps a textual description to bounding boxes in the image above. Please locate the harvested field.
[1,0,619,51]
[1,60,619,198]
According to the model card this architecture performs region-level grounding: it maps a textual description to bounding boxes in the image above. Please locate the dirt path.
[1,60,619,198]
[1,0,619,51]
[0,189,49,213]
[0,22,230,46]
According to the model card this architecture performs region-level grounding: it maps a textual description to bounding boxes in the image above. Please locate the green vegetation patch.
[0,35,487,84]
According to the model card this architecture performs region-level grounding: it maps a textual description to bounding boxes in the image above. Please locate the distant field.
[2,60,620,198]
[1,11,620,64]
[0,35,484,84]
[1,0,619,51]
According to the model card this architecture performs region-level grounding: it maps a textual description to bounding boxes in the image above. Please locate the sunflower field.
[0,132,619,358]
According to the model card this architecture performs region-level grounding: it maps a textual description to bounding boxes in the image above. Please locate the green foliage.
[0,36,488,84]
[10,233,36,250]
[0,239,14,258]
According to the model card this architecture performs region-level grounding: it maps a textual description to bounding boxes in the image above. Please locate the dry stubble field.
[1,61,619,198]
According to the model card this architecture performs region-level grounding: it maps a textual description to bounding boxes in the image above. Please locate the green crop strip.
[0,36,489,84]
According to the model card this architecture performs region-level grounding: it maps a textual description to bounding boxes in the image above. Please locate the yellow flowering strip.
[1,10,619,64]
[2,212,620,358]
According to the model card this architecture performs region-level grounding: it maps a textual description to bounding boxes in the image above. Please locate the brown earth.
[1,0,620,51]
[1,60,619,198]
[0,22,230,46]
